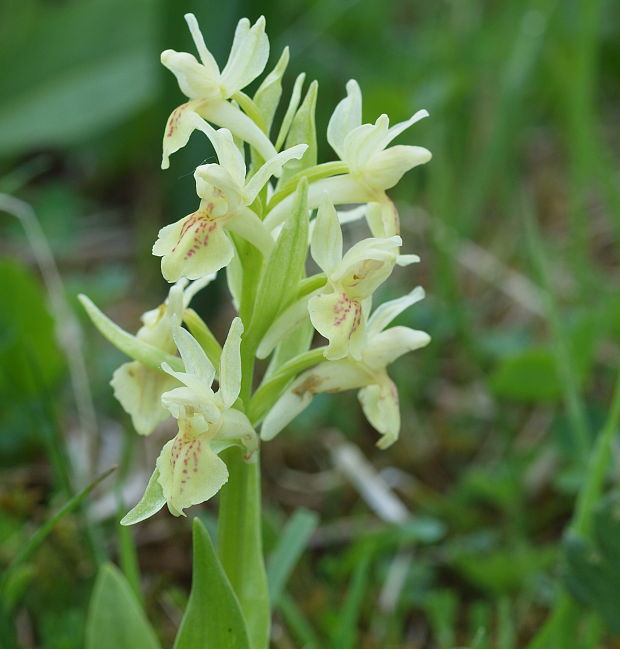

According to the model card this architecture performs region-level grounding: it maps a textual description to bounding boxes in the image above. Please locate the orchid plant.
[81,12,431,649]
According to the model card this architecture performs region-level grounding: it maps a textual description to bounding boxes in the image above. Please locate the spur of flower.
[153,120,307,282]
[261,288,430,449]
[264,80,431,235]
[122,318,257,523]
[161,13,278,169]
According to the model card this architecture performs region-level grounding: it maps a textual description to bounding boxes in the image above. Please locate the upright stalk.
[217,242,270,649]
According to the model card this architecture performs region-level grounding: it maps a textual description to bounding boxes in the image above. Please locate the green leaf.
[79,294,182,372]
[267,508,318,607]
[247,178,309,347]
[85,563,161,649]
[174,518,250,649]
[330,551,372,649]
[279,593,321,649]
[424,590,457,649]
[565,494,620,635]
[279,81,318,186]
[253,47,290,135]
[120,469,166,526]
[275,73,306,152]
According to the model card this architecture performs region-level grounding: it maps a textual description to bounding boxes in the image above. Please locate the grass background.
[1,0,620,647]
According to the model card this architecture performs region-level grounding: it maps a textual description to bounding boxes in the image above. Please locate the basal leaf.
[173,518,250,649]
[85,563,160,649]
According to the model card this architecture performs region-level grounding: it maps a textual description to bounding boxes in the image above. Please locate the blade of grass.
[459,0,557,237]
[0,465,116,598]
[522,200,590,460]
[497,598,516,649]
[267,508,319,607]
[279,593,321,649]
[562,0,603,292]
[330,551,372,649]
[115,430,142,602]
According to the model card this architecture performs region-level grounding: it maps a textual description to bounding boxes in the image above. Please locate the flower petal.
[161,101,204,170]
[120,468,167,525]
[367,286,425,337]
[365,144,432,190]
[343,114,390,172]
[327,79,362,160]
[161,384,220,423]
[308,292,365,360]
[244,143,308,205]
[264,174,374,231]
[358,376,400,448]
[153,211,235,282]
[261,359,369,440]
[184,13,220,78]
[111,361,177,435]
[182,273,218,307]
[385,109,429,146]
[156,427,229,516]
[311,197,342,274]
[365,199,400,238]
[191,120,247,188]
[217,407,258,460]
[226,206,273,257]
[201,99,278,165]
[363,325,431,369]
[161,50,220,101]
[260,388,313,441]
[219,317,243,408]
[336,237,401,299]
[220,16,269,96]
[172,326,216,387]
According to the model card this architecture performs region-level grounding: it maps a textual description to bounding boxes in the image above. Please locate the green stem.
[217,447,270,649]
[217,240,270,649]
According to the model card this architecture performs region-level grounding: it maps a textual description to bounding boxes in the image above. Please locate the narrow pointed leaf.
[79,294,182,372]
[254,47,289,134]
[280,81,318,185]
[267,508,319,607]
[120,469,166,526]
[247,179,309,347]
[85,563,161,649]
[174,518,250,649]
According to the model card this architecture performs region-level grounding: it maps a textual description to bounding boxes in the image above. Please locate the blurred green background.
[1,0,620,647]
